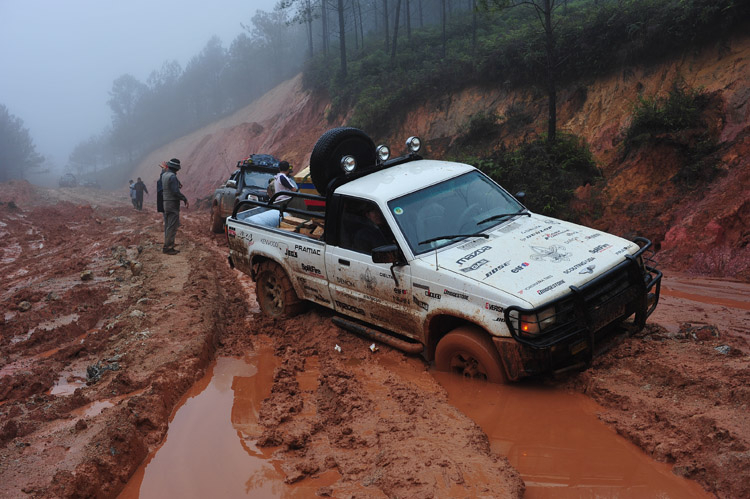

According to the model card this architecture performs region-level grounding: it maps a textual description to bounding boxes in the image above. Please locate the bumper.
[499,237,662,380]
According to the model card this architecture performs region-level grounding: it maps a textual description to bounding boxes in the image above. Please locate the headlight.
[246,194,258,201]
[376,145,390,162]
[512,306,556,336]
[341,155,357,173]
[406,136,421,153]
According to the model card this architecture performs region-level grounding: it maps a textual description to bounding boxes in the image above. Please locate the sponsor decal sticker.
[361,268,376,291]
[615,246,630,255]
[425,290,442,300]
[336,276,355,287]
[413,282,430,291]
[511,262,530,273]
[335,300,365,315]
[563,257,596,274]
[285,249,298,258]
[537,279,566,295]
[260,238,280,248]
[227,228,236,237]
[444,289,469,300]
[393,207,404,215]
[301,263,322,275]
[524,275,554,291]
[458,238,489,251]
[459,258,490,273]
[484,261,510,279]
[520,226,553,241]
[456,246,492,266]
[485,303,504,313]
[413,295,430,311]
[589,243,612,254]
[394,288,408,295]
[529,245,572,263]
[579,265,596,274]
[294,244,322,256]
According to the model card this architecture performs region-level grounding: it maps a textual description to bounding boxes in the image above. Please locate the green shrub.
[624,79,709,151]
[477,133,600,218]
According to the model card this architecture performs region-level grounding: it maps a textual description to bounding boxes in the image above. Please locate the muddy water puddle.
[431,371,710,498]
[119,347,338,498]
[121,343,710,498]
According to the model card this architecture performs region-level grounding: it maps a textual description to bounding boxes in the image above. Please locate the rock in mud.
[80,270,94,281]
[17,301,32,312]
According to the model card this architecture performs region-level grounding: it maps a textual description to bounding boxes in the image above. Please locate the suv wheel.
[435,326,507,383]
[210,204,224,233]
[255,261,304,318]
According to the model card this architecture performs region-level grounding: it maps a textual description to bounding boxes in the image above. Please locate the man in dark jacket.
[161,158,189,255]
[133,177,148,210]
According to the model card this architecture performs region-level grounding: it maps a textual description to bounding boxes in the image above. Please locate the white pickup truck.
[225,127,662,382]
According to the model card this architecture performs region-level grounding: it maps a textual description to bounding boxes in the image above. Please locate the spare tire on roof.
[309,127,377,196]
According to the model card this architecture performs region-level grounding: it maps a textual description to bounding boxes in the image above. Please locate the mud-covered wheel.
[309,127,377,195]
[435,326,507,383]
[255,261,304,318]
[210,204,224,233]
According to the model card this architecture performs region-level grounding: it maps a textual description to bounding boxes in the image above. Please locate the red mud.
[1,182,749,498]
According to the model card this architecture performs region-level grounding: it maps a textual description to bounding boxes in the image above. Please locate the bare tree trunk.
[306,0,314,58]
[441,0,447,59]
[384,0,390,52]
[338,0,347,77]
[406,0,411,40]
[544,0,556,141]
[471,0,476,53]
[391,0,402,61]
[322,0,329,56]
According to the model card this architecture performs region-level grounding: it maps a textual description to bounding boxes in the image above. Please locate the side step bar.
[332,316,424,355]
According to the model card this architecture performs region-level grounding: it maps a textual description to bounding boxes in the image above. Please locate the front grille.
[506,259,642,349]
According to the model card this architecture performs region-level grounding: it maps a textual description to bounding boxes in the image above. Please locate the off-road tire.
[210,204,224,233]
[435,326,507,383]
[309,127,377,196]
[255,261,305,318]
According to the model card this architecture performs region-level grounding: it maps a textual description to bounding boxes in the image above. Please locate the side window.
[338,198,394,255]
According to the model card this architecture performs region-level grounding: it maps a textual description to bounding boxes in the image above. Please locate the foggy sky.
[0,0,277,171]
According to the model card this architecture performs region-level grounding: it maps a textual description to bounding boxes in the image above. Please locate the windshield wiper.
[477,210,530,226]
[418,233,490,246]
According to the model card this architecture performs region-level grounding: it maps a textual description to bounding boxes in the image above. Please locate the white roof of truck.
[333,159,475,202]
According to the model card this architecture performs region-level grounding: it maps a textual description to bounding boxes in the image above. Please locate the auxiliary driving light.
[406,136,421,153]
[376,145,391,162]
[341,155,357,173]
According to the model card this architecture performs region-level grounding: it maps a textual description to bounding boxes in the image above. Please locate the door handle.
[338,259,350,266]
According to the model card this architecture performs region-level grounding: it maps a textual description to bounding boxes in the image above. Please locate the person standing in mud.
[161,158,189,255]
[133,177,148,211]
[129,180,137,209]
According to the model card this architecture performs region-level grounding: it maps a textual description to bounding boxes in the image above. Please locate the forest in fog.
[1,0,746,186]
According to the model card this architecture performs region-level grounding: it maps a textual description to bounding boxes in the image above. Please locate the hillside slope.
[134,36,750,280]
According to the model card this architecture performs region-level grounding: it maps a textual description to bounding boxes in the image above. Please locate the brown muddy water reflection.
[432,372,710,498]
[118,348,337,498]
[120,345,708,498]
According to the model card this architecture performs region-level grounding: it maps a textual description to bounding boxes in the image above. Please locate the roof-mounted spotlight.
[406,136,421,154]
[376,145,391,162]
[340,155,357,174]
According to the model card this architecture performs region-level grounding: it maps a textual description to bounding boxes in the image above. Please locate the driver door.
[325,197,419,339]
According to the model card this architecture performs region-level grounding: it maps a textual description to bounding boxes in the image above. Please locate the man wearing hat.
[161,158,189,255]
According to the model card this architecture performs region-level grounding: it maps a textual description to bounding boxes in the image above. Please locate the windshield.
[243,170,275,189]
[387,171,524,255]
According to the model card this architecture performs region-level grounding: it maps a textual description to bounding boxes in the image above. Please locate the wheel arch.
[425,314,489,361]
[250,255,304,299]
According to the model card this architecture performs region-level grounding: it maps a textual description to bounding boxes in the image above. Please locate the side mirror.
[226,179,237,188]
[372,244,400,264]
[515,191,526,202]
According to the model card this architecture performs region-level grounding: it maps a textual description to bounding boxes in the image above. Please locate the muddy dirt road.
[1,181,748,498]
